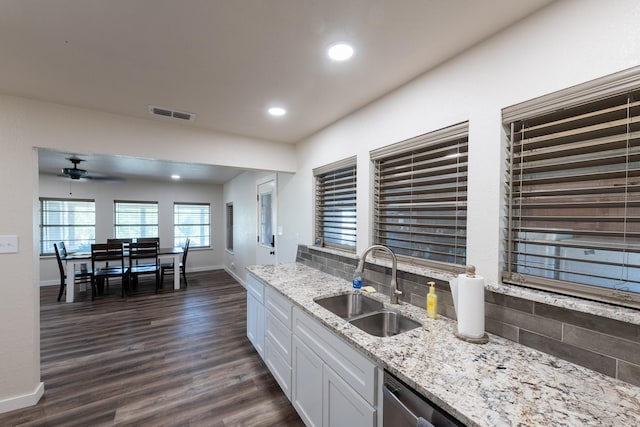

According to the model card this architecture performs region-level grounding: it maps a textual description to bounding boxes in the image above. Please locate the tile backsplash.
[296,244,640,388]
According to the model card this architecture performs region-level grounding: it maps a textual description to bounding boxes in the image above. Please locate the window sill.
[486,281,640,326]
[311,245,358,260]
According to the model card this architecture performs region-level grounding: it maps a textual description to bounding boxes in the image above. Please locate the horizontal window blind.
[504,85,640,308]
[174,203,210,248]
[114,201,158,239]
[40,198,95,254]
[371,123,468,268]
[314,158,357,250]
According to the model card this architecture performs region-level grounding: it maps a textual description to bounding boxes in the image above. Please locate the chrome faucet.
[355,245,402,304]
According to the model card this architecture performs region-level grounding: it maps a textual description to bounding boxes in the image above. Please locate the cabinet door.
[292,336,323,427]
[323,365,376,427]
[247,293,265,359]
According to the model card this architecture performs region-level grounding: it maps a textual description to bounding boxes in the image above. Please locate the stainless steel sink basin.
[315,293,384,320]
[348,310,421,337]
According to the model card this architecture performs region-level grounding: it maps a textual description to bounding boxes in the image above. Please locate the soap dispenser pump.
[426,281,438,319]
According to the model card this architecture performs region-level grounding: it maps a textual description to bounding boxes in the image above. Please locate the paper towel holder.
[452,264,489,344]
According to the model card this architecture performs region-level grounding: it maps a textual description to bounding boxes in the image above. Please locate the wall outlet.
[0,235,19,253]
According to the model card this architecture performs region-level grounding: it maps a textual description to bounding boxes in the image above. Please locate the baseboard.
[39,266,225,287]
[224,266,245,288]
[0,382,44,414]
[189,265,224,273]
[39,280,59,287]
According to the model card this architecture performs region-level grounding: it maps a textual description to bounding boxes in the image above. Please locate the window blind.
[174,203,210,248]
[504,84,640,308]
[371,123,468,269]
[314,157,357,250]
[40,198,95,254]
[114,201,158,239]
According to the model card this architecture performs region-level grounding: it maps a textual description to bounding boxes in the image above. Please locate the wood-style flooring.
[0,270,304,427]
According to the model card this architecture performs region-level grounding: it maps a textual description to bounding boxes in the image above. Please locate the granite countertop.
[247,263,640,427]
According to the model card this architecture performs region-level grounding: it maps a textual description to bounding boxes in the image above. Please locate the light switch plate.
[0,235,19,253]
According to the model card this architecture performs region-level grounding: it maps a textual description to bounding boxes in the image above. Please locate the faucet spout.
[355,245,401,304]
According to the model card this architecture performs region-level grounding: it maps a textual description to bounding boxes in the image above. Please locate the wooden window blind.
[371,123,468,269]
[314,157,357,251]
[503,69,640,308]
[40,198,95,255]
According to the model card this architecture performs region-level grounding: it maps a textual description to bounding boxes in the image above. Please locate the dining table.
[62,246,184,303]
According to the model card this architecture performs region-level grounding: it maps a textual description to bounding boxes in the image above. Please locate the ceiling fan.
[59,157,125,182]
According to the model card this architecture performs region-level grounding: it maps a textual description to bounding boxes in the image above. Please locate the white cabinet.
[292,335,324,427]
[248,276,381,426]
[324,364,376,427]
[292,307,378,427]
[265,286,293,399]
[246,274,265,359]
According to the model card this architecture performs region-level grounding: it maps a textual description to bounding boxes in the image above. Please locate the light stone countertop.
[247,263,640,427]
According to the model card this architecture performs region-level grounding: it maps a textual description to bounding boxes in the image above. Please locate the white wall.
[0,95,295,412]
[275,0,640,287]
[39,174,225,284]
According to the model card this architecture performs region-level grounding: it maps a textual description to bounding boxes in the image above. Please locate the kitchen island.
[247,263,640,427]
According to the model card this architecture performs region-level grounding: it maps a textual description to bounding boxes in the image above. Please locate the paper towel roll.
[450,273,485,339]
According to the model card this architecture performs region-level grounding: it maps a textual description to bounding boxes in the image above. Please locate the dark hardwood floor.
[0,270,304,427]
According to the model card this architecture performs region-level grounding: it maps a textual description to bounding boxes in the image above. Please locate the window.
[314,157,357,251]
[114,201,158,239]
[503,67,640,308]
[371,123,468,269]
[40,198,95,255]
[174,203,210,248]
[226,203,234,251]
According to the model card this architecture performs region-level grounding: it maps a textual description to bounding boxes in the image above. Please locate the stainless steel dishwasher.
[383,371,464,427]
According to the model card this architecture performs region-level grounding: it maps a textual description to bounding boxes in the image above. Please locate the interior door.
[256,175,277,265]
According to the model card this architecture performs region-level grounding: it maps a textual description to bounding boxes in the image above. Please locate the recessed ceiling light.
[268,107,287,117]
[171,174,181,180]
[327,43,354,61]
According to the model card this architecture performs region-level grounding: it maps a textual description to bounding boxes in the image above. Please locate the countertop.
[247,263,640,427]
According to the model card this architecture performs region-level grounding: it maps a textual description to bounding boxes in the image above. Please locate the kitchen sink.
[349,310,421,337]
[315,293,384,320]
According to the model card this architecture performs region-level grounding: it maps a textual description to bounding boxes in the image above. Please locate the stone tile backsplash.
[296,244,640,388]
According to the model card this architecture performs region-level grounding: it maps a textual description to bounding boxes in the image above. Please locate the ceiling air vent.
[148,105,196,121]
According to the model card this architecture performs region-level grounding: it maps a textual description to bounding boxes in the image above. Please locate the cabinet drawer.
[266,336,292,400]
[266,309,292,363]
[246,273,265,303]
[293,307,377,405]
[266,287,292,328]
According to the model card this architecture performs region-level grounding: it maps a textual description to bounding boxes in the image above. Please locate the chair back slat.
[91,243,125,266]
[129,241,159,266]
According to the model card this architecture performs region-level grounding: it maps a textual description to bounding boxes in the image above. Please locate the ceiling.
[2,0,554,182]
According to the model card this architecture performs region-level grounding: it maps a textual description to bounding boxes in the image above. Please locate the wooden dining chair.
[160,238,190,288]
[91,243,129,300]
[128,241,160,293]
[54,243,92,302]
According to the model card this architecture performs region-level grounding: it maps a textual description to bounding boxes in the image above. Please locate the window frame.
[370,122,469,272]
[502,65,640,309]
[113,200,159,240]
[40,198,96,255]
[174,202,211,249]
[313,156,357,252]
[226,202,234,252]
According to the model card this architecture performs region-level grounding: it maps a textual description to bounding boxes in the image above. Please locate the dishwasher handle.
[383,385,434,427]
